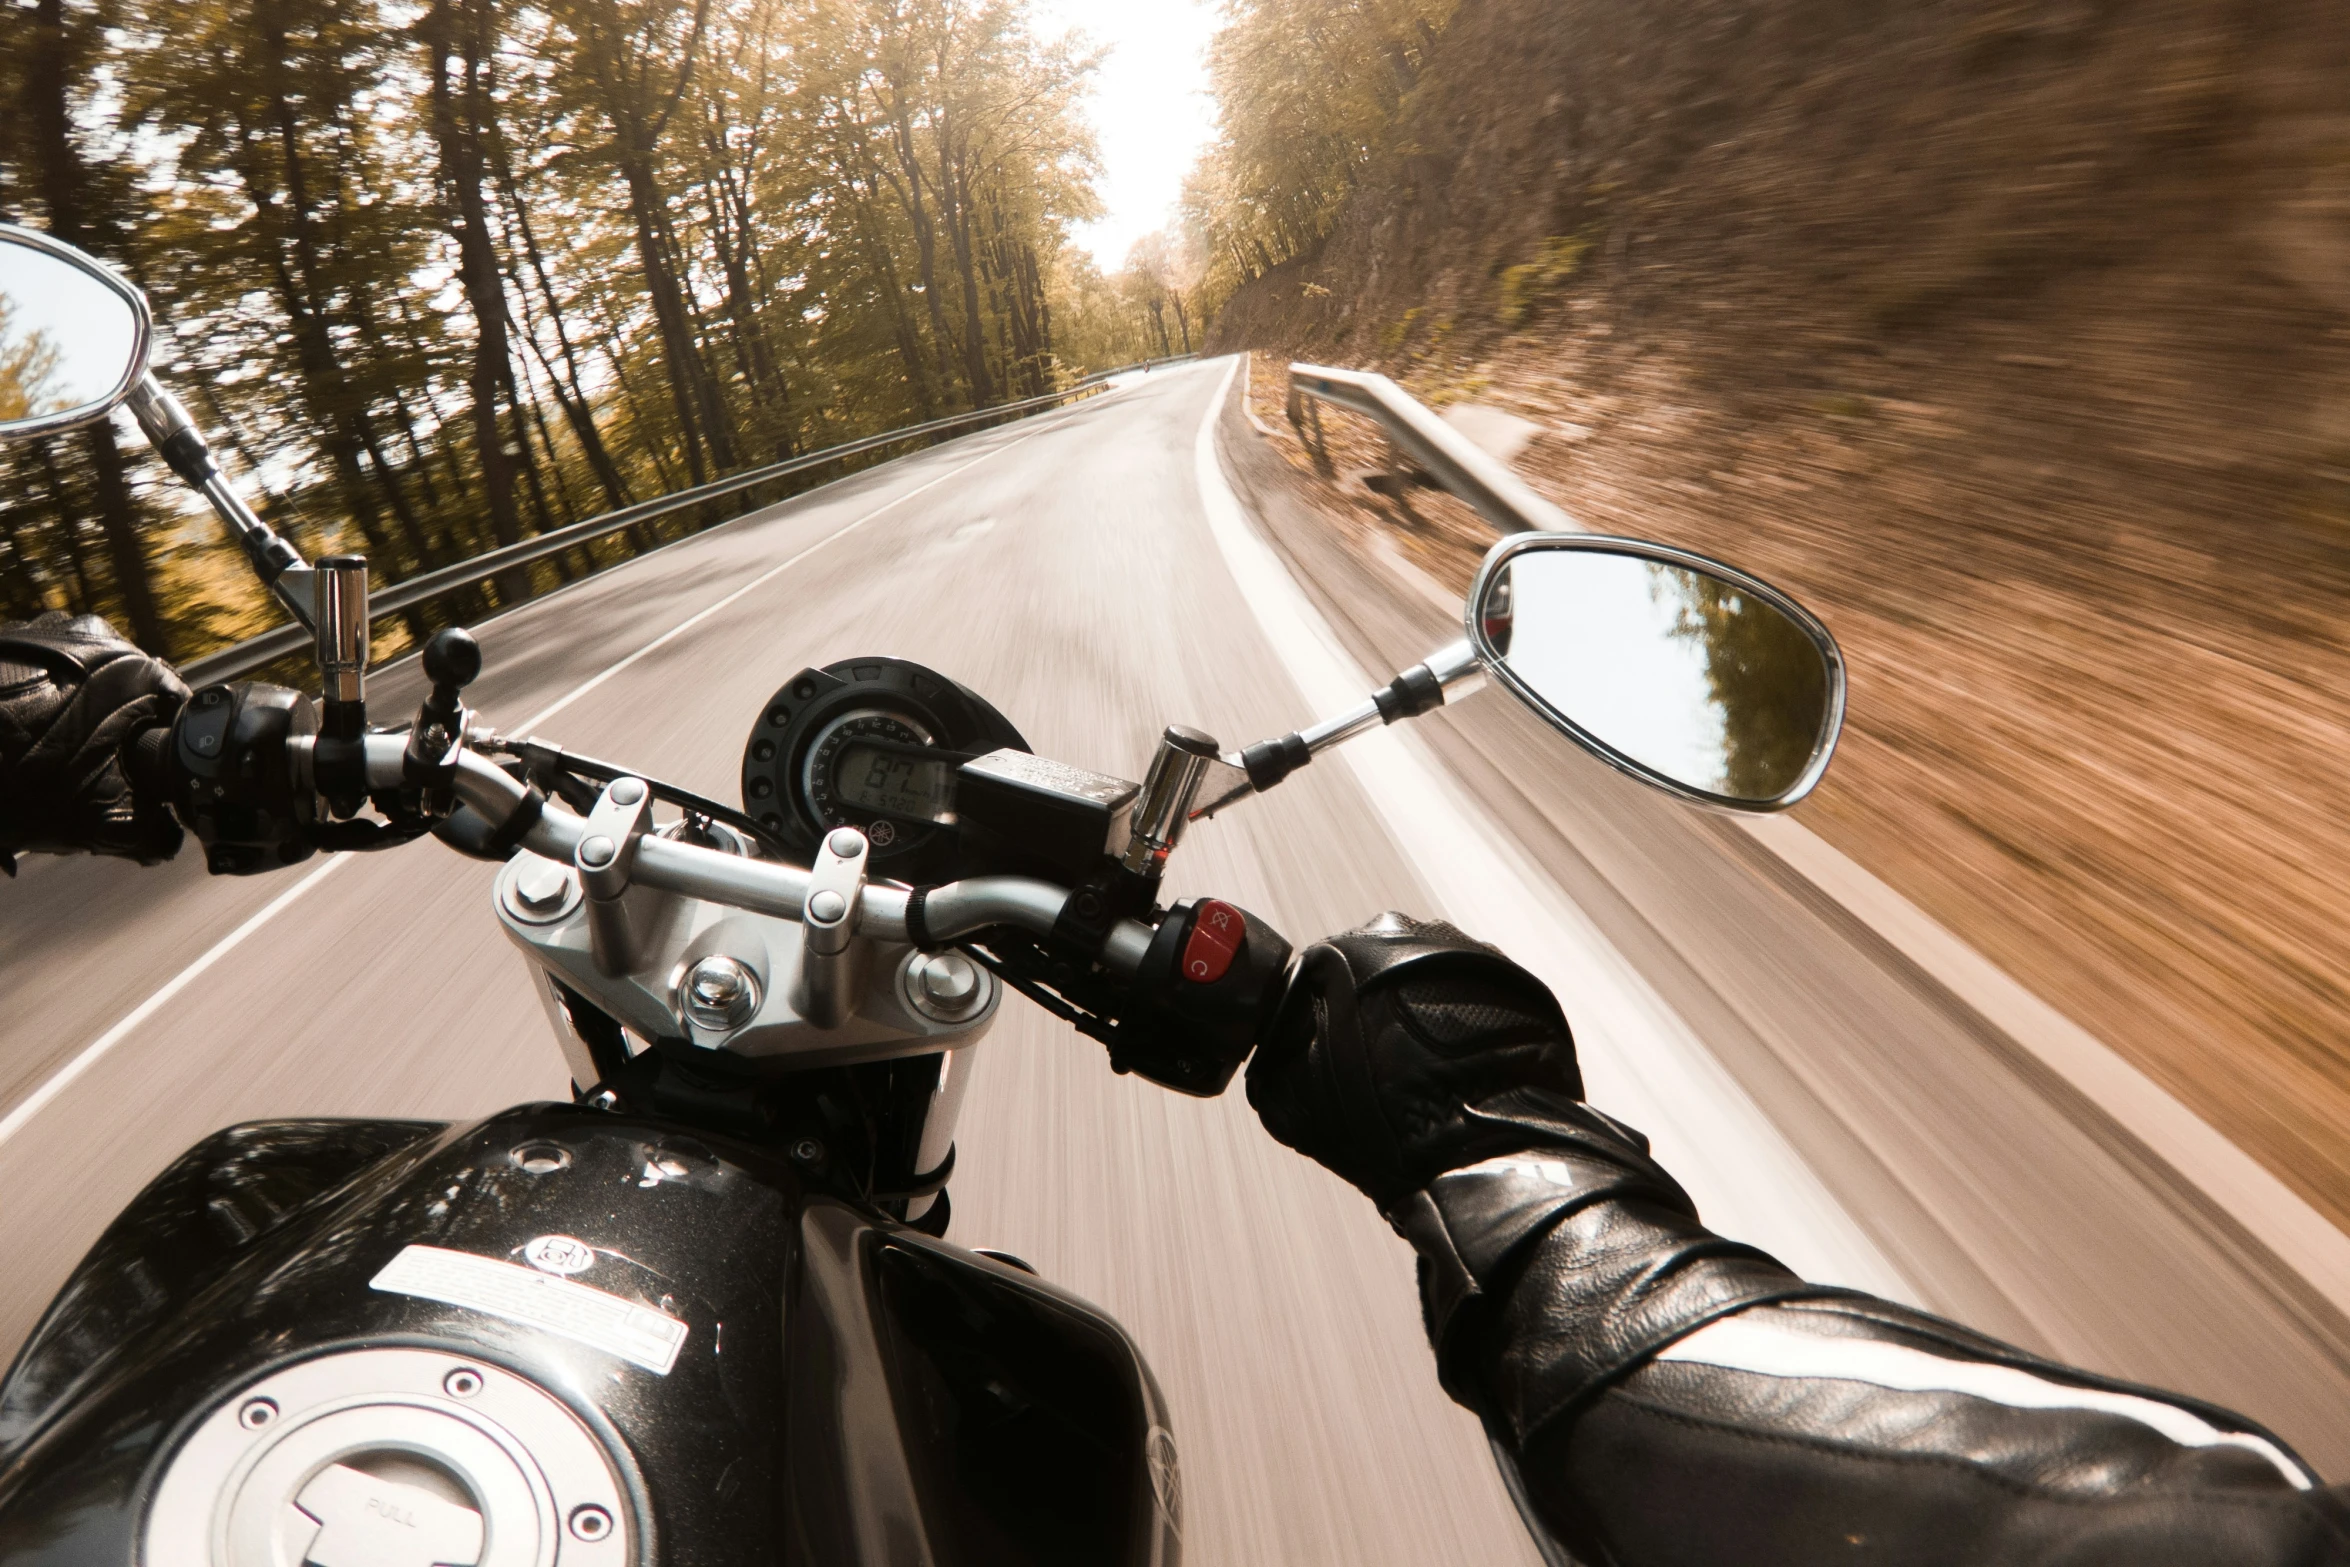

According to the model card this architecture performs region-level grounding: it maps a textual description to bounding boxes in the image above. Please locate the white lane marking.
[0,421,1066,1150]
[0,857,353,1147]
[1187,357,1914,1299]
[1660,1312,2313,1488]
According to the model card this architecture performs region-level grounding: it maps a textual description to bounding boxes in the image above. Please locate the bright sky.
[1030,0,1222,271]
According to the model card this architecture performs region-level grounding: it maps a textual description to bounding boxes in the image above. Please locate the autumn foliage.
[0,0,1164,658]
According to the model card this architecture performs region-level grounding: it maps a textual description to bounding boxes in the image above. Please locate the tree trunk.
[25,0,167,652]
[424,0,530,604]
[933,112,992,406]
[844,145,937,417]
[618,155,717,486]
[700,147,791,453]
[245,7,439,590]
[229,94,429,640]
[569,0,736,486]
[883,101,963,407]
[489,136,634,509]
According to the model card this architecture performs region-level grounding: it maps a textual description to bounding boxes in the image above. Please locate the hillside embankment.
[1212,0,2350,1227]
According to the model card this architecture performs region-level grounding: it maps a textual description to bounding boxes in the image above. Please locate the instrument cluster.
[740,656,1029,885]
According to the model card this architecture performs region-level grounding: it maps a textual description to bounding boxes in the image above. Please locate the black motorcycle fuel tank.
[0,1106,1181,1565]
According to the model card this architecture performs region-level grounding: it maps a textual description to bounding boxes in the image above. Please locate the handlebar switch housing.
[172,682,320,876]
[1110,897,1293,1096]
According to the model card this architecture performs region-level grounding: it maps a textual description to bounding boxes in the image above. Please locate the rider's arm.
[1247,913,2350,1566]
[1430,1128,2346,1565]
[0,612,186,872]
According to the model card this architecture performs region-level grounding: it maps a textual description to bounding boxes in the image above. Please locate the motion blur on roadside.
[1204,0,2350,1245]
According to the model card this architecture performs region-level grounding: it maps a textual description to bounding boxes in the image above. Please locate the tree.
[1182,0,1451,314]
[0,0,1152,658]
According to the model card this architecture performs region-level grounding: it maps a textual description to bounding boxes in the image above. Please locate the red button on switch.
[1181,900,1244,985]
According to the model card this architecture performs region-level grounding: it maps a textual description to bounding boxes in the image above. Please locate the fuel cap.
[143,1347,635,1566]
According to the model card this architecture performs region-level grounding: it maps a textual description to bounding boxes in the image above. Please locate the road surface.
[0,357,2344,1560]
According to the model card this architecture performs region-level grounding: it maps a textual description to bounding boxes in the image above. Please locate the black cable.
[500,739,792,859]
[960,939,1117,1047]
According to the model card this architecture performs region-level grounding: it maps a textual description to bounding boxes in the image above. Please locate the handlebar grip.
[125,722,179,799]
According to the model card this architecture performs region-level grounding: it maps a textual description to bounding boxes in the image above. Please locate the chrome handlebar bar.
[404,741,1154,977]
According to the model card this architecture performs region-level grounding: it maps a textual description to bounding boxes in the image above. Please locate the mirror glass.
[1479,545,1837,805]
[0,240,141,432]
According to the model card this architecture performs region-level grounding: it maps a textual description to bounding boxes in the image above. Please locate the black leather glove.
[0,612,187,870]
[1248,912,1825,1431]
[1246,910,1586,1205]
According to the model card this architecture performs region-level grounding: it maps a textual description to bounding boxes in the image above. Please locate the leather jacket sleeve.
[1393,1097,2350,1566]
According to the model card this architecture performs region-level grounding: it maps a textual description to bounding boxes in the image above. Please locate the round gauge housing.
[741,656,1029,884]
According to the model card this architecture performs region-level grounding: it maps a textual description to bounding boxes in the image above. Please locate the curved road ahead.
[1,358,2345,1558]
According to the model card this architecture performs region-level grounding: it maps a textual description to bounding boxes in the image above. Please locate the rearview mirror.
[1469,533,1844,809]
[0,225,151,439]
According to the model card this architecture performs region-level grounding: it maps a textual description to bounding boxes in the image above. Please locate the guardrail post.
[1383,435,1416,518]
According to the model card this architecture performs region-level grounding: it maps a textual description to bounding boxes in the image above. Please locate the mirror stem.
[126,375,315,632]
[1230,639,1489,798]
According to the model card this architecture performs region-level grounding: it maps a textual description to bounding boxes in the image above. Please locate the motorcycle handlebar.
[438,747,1155,977]
[141,707,1152,975]
[142,708,1274,1092]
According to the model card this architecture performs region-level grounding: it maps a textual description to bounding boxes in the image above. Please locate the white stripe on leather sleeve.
[1656,1312,2313,1490]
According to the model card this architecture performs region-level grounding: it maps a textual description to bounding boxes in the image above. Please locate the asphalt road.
[0,357,2345,1560]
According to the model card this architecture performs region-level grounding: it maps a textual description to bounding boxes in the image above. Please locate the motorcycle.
[0,224,1845,1566]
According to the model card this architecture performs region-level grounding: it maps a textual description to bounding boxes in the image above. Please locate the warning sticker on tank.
[370,1244,689,1373]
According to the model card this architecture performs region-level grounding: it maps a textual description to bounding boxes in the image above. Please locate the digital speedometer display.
[747,656,1031,882]
[836,742,954,821]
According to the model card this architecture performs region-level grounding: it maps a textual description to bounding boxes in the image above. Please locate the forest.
[0,0,1239,659]
[0,0,1452,662]
[1181,0,1452,320]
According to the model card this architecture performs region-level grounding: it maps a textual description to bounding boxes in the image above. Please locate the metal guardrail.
[181,355,1197,686]
[1284,361,1575,535]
